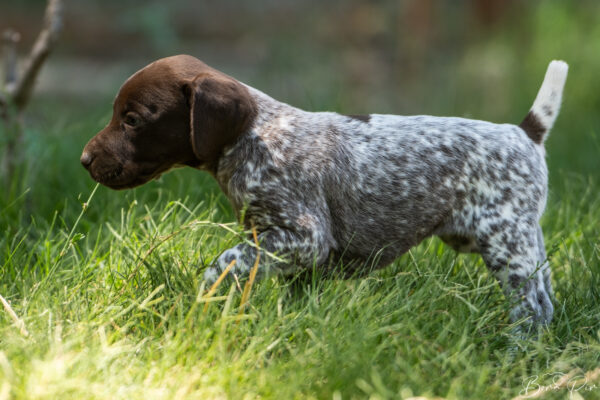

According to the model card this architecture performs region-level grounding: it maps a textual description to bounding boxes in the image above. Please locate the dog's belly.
[325,175,457,265]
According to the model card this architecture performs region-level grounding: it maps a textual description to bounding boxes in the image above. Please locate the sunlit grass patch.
[1,172,599,398]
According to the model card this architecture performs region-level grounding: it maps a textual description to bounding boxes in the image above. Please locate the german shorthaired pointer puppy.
[81,55,568,329]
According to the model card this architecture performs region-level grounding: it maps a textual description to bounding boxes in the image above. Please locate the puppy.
[81,55,567,328]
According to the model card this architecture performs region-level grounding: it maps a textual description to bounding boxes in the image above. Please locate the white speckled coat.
[206,61,568,329]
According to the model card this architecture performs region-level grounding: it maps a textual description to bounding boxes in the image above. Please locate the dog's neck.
[210,87,299,212]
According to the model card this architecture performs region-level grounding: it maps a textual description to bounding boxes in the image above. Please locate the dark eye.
[124,113,140,127]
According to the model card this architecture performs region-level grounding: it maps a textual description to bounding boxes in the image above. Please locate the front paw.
[202,267,220,286]
[203,246,243,285]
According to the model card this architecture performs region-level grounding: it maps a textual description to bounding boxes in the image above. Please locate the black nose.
[80,151,93,169]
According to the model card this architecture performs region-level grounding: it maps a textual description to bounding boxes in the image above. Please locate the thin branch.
[2,29,20,89]
[0,92,6,114]
[1,30,19,116]
[11,0,63,110]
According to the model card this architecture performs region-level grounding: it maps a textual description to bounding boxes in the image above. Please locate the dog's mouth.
[95,164,124,184]
[91,163,167,190]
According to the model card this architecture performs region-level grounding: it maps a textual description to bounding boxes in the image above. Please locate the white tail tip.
[520,60,568,144]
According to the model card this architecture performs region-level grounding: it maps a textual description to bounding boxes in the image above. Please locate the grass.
[0,85,599,400]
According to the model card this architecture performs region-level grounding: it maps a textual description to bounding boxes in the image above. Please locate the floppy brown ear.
[184,71,257,169]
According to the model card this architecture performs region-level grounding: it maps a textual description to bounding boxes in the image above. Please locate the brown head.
[80,55,257,189]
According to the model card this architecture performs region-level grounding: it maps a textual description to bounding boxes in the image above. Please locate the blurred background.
[1,0,599,227]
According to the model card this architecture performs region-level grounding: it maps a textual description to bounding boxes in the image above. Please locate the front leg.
[203,226,331,285]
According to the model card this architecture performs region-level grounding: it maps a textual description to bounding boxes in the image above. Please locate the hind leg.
[477,219,553,329]
[536,224,554,300]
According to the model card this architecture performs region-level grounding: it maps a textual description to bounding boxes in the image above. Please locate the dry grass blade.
[202,259,236,313]
[0,294,29,337]
[238,226,261,319]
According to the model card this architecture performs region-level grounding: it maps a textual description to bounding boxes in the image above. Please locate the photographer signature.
[517,370,600,399]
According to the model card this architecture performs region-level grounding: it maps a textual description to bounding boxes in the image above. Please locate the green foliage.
[1,170,599,398]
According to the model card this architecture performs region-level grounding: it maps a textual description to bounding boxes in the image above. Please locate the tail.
[519,60,568,144]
